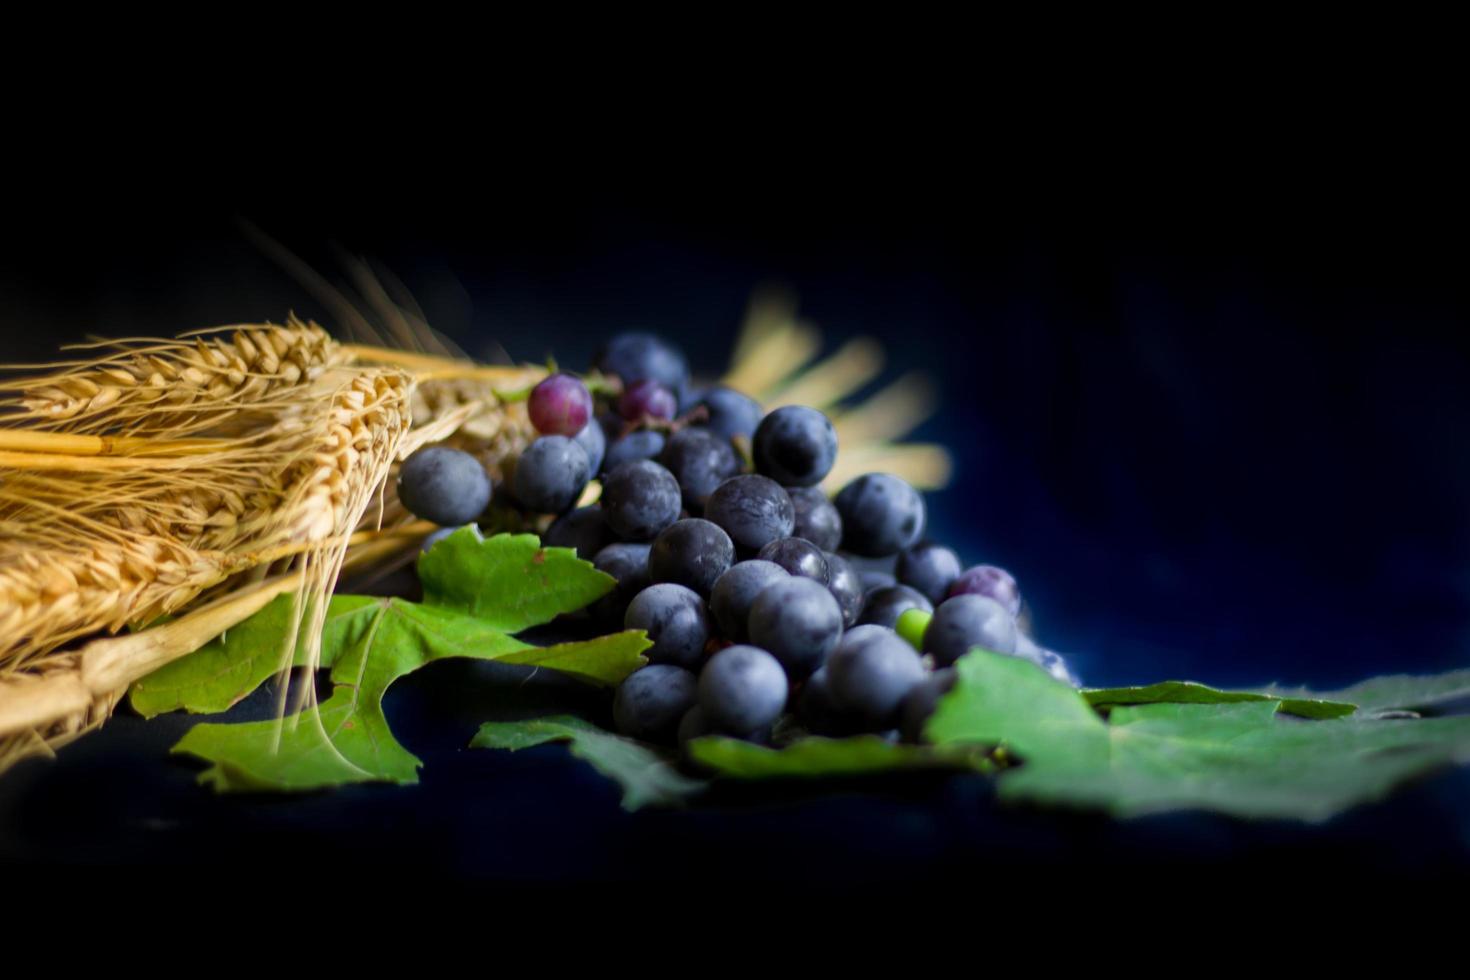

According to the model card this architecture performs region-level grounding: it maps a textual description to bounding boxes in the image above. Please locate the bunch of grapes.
[396,331,1078,754]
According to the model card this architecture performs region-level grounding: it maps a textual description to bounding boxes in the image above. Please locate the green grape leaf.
[173,599,650,791]
[687,734,990,779]
[134,531,643,792]
[929,650,1470,822]
[1084,681,1356,719]
[1262,669,1470,715]
[131,531,617,719]
[472,723,988,810]
[417,528,615,631]
[128,594,373,718]
[471,715,706,810]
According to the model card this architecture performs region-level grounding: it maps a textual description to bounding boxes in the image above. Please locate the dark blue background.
[3,163,1468,884]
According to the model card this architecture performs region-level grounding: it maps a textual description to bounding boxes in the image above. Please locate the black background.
[3,123,1468,888]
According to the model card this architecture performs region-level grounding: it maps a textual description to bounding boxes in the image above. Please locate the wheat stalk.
[0,521,427,772]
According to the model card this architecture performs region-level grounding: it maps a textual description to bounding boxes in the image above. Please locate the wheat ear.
[0,319,344,435]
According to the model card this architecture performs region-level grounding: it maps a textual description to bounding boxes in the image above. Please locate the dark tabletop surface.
[4,653,1468,888]
[3,156,1468,886]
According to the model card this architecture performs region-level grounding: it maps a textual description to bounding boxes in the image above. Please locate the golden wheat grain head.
[0,319,345,436]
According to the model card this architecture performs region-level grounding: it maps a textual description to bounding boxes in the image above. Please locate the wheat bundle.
[0,323,421,770]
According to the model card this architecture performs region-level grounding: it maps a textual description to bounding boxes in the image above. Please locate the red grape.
[528,372,593,436]
[947,564,1021,616]
[618,379,677,421]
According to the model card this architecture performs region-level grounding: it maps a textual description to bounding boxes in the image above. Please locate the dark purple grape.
[594,333,689,395]
[600,460,682,541]
[799,666,866,736]
[698,386,763,441]
[823,553,864,627]
[1037,650,1080,687]
[787,486,843,552]
[512,436,590,515]
[834,473,925,557]
[419,525,461,554]
[677,705,712,752]
[899,668,958,743]
[709,560,790,642]
[698,645,789,735]
[859,570,896,592]
[856,584,933,629]
[528,372,593,437]
[614,664,697,742]
[748,576,844,681]
[648,518,735,597]
[397,446,492,527]
[896,542,963,604]
[757,537,830,584]
[948,564,1022,617]
[573,418,606,477]
[618,379,677,422]
[590,542,651,628]
[923,594,1018,667]
[624,582,712,669]
[752,405,838,487]
[602,429,666,475]
[543,505,610,559]
[597,410,625,443]
[826,625,926,730]
[1015,632,1082,687]
[679,385,708,415]
[704,474,796,555]
[658,427,741,513]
